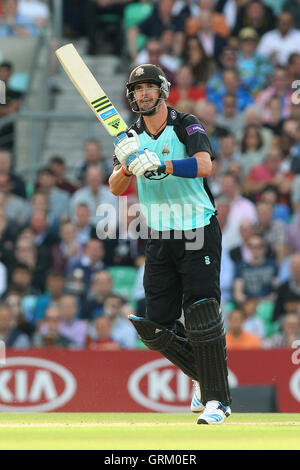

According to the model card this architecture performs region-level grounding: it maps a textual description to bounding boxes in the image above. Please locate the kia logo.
[128,358,238,412]
[0,357,77,412]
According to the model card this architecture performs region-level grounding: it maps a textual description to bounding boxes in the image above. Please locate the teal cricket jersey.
[113,107,216,231]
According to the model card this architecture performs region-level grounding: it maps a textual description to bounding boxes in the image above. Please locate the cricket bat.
[55,43,128,136]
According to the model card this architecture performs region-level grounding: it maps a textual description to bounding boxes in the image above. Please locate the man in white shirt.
[257,12,300,66]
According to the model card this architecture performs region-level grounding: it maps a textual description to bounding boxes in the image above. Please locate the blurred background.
[0,0,300,412]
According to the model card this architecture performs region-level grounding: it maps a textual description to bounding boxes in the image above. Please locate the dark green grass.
[0,413,299,450]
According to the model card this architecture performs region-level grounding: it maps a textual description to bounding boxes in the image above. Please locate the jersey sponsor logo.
[186,124,206,136]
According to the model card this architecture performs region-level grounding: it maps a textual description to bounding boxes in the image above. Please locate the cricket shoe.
[191,381,204,413]
[197,400,231,425]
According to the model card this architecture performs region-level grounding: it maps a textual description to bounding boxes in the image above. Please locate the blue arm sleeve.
[171,157,198,178]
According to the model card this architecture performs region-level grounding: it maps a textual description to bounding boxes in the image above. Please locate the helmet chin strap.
[132,94,164,116]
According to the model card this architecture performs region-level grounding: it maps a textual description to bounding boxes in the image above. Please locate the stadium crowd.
[0,0,300,351]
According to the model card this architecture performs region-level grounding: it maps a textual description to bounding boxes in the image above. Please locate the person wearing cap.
[108,64,232,425]
[237,27,273,96]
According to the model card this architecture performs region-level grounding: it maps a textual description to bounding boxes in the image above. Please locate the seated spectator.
[181,35,217,87]
[0,149,26,198]
[219,172,257,251]
[51,220,81,272]
[185,9,227,62]
[206,44,237,94]
[33,305,76,348]
[49,156,77,195]
[238,124,267,176]
[3,289,35,338]
[273,253,300,321]
[185,0,230,39]
[30,208,59,250]
[58,294,87,347]
[232,0,276,38]
[17,0,50,28]
[255,200,288,265]
[0,303,31,348]
[255,66,292,124]
[70,164,118,228]
[257,12,300,66]
[75,139,112,185]
[262,96,284,136]
[126,0,186,61]
[226,309,262,349]
[89,315,120,351]
[166,64,205,108]
[245,149,290,202]
[260,185,290,224]
[34,269,65,324]
[72,203,96,249]
[229,219,256,265]
[0,207,16,267]
[236,27,273,96]
[207,68,253,114]
[287,52,300,84]
[242,297,266,338]
[263,313,300,348]
[193,99,228,155]
[0,0,39,37]
[0,172,31,227]
[132,38,179,86]
[103,293,137,349]
[287,201,300,253]
[82,270,113,321]
[216,133,241,175]
[66,239,106,293]
[9,262,38,296]
[215,94,245,135]
[283,0,300,28]
[220,247,235,304]
[35,167,70,226]
[233,234,278,305]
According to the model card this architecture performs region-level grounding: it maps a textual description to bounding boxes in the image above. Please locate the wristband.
[121,167,132,177]
[171,157,198,178]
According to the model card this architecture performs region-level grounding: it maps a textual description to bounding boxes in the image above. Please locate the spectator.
[30,209,59,250]
[257,12,300,66]
[220,247,235,304]
[287,52,300,84]
[132,38,179,86]
[229,219,257,265]
[89,315,120,351]
[51,220,81,272]
[34,270,65,324]
[33,305,75,348]
[273,253,300,321]
[238,124,267,176]
[187,9,227,62]
[72,203,96,249]
[182,35,217,87]
[0,0,39,37]
[232,0,276,38]
[255,66,292,124]
[263,313,300,348]
[208,68,253,114]
[242,297,266,338]
[193,99,228,155]
[215,94,245,135]
[103,293,137,349]
[260,184,290,224]
[287,201,300,253]
[82,270,113,321]
[283,0,300,28]
[0,149,26,198]
[0,172,31,227]
[220,172,257,251]
[206,45,238,95]
[226,309,262,349]
[49,156,77,195]
[0,206,16,267]
[3,289,35,338]
[58,295,87,347]
[70,164,118,228]
[233,234,278,305]
[127,0,186,61]
[75,139,112,185]
[36,167,70,225]
[185,0,230,39]
[0,303,31,348]
[9,262,38,296]
[236,27,273,96]
[255,200,288,264]
[216,133,241,174]
[244,148,285,199]
[166,64,205,108]
[17,0,50,28]
[262,96,284,136]
[66,238,106,292]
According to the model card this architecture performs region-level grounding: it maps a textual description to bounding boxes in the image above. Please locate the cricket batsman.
[109,64,231,424]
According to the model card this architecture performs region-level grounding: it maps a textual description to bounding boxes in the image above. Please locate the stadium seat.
[108,266,138,301]
[123,2,154,52]
[256,301,279,337]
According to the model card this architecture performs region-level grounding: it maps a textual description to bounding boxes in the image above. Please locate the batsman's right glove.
[113,129,140,169]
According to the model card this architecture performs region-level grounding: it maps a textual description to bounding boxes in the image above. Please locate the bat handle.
[144,171,155,178]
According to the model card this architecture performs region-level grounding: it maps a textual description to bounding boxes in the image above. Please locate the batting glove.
[128,149,164,178]
[114,129,140,168]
